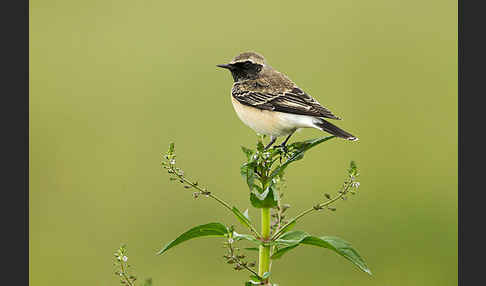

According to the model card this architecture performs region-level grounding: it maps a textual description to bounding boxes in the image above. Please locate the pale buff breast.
[231,96,316,137]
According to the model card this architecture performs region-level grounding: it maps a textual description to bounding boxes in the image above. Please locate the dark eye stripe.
[233,61,261,69]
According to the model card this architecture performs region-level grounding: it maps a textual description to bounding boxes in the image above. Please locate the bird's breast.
[231,96,315,137]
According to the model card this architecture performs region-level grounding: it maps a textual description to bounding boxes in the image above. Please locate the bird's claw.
[276,144,289,155]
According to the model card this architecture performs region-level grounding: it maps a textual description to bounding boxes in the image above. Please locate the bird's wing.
[232,82,341,120]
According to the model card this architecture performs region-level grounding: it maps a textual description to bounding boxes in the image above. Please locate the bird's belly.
[231,97,313,137]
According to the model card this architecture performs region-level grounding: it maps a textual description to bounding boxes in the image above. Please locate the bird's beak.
[216,64,232,70]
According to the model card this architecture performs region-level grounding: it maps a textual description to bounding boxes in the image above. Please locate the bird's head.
[217,51,266,82]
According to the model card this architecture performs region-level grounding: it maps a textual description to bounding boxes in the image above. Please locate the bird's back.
[232,66,341,120]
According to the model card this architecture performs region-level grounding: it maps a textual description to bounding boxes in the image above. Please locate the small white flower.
[228,238,234,244]
[122,256,128,262]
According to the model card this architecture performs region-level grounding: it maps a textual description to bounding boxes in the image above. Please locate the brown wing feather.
[232,80,341,120]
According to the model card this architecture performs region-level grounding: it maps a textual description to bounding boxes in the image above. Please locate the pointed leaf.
[241,146,254,161]
[271,244,299,259]
[231,207,254,232]
[240,162,256,191]
[275,230,309,245]
[269,136,335,180]
[157,222,228,255]
[256,140,265,152]
[301,236,372,275]
[276,219,297,237]
[232,232,261,245]
[348,160,358,175]
[250,186,278,208]
[272,232,371,275]
[249,274,263,282]
[168,142,175,154]
[243,209,251,221]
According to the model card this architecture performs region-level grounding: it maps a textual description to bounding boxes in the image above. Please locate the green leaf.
[275,230,309,245]
[276,219,297,236]
[249,275,262,282]
[241,146,254,161]
[270,244,299,259]
[269,136,335,180]
[272,231,372,275]
[244,247,259,251]
[231,207,254,232]
[348,160,359,177]
[303,236,371,275]
[168,142,175,154]
[232,232,261,245]
[262,272,271,279]
[250,186,278,208]
[157,222,228,255]
[243,209,251,221]
[240,162,256,191]
[256,140,265,152]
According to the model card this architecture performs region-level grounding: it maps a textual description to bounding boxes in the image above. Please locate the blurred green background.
[30,0,457,285]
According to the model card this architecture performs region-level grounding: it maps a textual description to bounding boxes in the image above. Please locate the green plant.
[158,135,371,285]
[113,244,152,286]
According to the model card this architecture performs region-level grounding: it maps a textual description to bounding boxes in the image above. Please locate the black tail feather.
[314,119,358,141]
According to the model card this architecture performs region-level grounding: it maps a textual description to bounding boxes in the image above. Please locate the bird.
[217,51,358,150]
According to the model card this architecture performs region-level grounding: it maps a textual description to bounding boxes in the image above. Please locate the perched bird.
[217,51,358,150]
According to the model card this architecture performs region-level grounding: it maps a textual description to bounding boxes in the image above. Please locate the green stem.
[271,181,353,240]
[258,207,271,278]
[169,164,261,237]
[119,261,135,286]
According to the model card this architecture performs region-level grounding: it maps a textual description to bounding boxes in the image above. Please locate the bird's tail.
[313,118,358,141]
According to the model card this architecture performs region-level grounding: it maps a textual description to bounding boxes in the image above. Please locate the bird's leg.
[276,131,295,154]
[264,136,277,150]
[280,132,294,147]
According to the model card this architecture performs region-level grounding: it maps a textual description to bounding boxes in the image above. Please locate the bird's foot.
[263,137,277,151]
[275,144,290,164]
[275,143,289,156]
